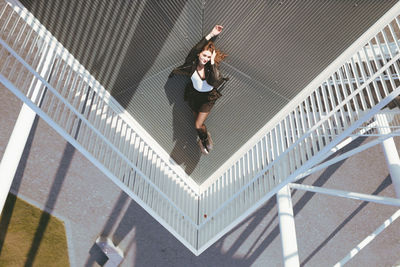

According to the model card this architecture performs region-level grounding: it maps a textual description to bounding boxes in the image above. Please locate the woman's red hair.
[202,41,227,66]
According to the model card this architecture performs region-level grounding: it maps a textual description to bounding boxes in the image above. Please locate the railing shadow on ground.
[84,192,130,267]
[199,137,371,266]
[0,102,77,265]
[23,142,75,267]
[165,75,201,175]
[300,174,392,266]
[79,137,386,266]
[0,86,51,263]
[22,82,91,266]
[84,191,135,267]
[81,187,249,266]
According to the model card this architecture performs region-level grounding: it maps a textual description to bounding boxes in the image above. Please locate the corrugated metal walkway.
[19,0,398,183]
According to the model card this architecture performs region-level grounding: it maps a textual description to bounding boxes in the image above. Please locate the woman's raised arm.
[184,25,224,64]
[206,25,223,40]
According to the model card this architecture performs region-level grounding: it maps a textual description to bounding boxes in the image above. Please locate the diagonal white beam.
[333,209,400,267]
[289,183,400,207]
[295,128,400,181]
[296,110,400,180]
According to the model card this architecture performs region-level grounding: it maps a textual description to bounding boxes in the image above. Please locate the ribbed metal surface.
[19,0,398,183]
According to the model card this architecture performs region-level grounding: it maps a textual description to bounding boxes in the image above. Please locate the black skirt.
[184,84,222,112]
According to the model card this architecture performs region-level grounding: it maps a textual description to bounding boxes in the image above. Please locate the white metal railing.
[0,1,200,253]
[196,6,400,252]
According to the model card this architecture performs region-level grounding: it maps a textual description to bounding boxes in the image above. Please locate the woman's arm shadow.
[164,74,201,175]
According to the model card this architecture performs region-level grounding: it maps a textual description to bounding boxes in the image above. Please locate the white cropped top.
[191,70,213,92]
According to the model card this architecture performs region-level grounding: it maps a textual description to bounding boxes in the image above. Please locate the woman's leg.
[194,112,211,153]
[195,112,210,134]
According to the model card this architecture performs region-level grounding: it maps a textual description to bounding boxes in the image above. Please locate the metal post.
[376,113,400,198]
[0,104,37,214]
[277,185,300,267]
[0,42,55,215]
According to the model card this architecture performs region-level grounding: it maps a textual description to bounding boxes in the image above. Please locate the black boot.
[196,129,209,154]
[206,131,213,151]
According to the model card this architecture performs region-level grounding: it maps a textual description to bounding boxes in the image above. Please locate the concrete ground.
[1,85,400,266]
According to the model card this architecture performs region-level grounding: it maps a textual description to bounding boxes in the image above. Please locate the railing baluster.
[7,22,26,83]
[342,62,362,115]
[379,30,400,91]
[14,29,34,84]
[0,5,12,33]
[303,98,318,157]
[293,107,306,163]
[288,111,300,169]
[144,148,153,202]
[388,21,400,50]
[370,39,393,95]
[325,77,341,134]
[253,144,261,200]
[135,140,146,196]
[354,51,374,107]
[349,58,368,110]
[60,71,78,127]
[309,92,324,152]
[95,102,108,138]
[270,128,279,181]
[86,91,100,128]
[110,115,121,149]
[150,158,159,211]
[53,66,71,123]
[332,70,351,128]
[4,11,20,48]
[260,137,268,194]
[362,45,383,102]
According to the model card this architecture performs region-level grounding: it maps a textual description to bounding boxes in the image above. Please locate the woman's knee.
[195,121,204,129]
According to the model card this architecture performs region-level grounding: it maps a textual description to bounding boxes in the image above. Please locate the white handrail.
[4,0,200,195]
[202,1,400,190]
[1,37,199,226]
[0,2,199,253]
[197,3,400,250]
[0,72,199,253]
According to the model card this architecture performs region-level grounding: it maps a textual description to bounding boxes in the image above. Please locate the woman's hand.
[206,25,223,40]
[211,50,216,65]
[210,25,223,37]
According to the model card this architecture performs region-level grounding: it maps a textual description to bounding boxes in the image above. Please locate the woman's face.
[198,50,212,65]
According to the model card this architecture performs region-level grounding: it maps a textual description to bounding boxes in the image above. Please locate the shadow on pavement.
[24,143,75,267]
[300,174,392,266]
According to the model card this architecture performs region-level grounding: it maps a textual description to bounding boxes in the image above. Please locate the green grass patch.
[0,194,70,267]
